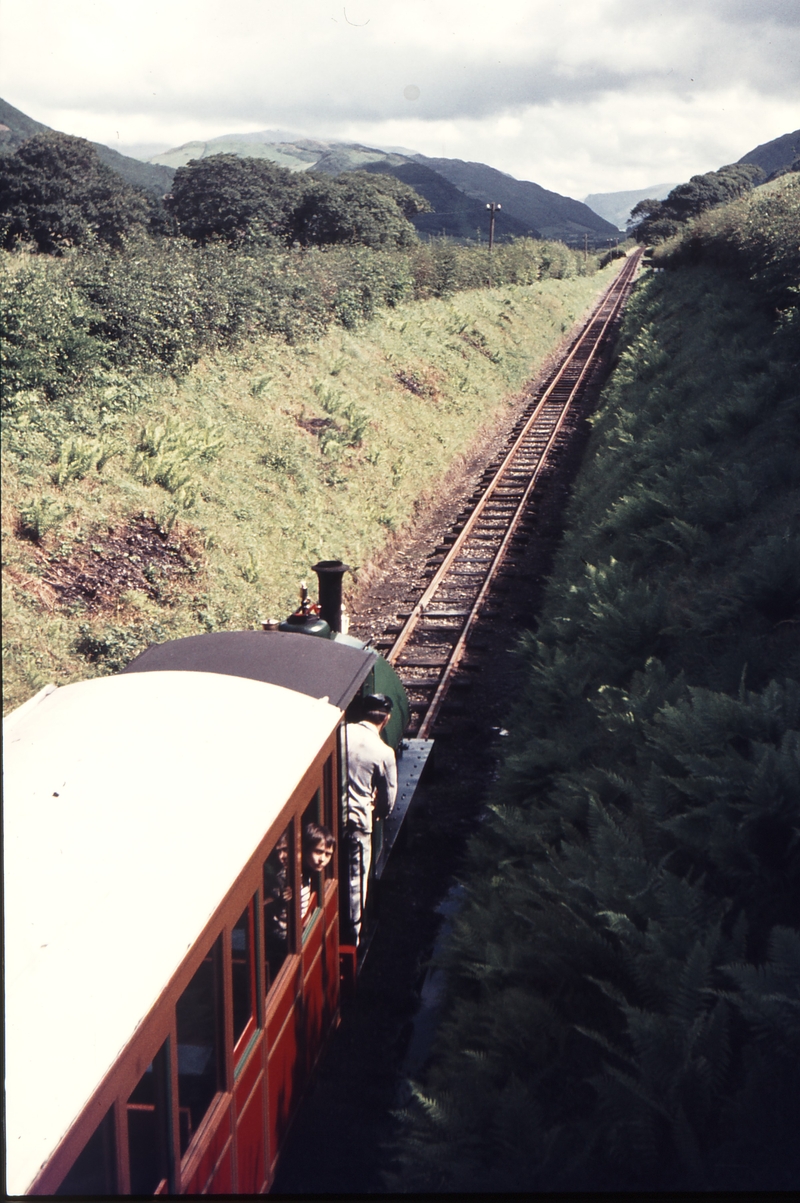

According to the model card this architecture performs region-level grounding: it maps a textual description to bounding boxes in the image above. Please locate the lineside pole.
[486,201,501,285]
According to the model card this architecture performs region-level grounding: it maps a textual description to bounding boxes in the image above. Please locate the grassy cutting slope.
[391,177,799,1193]
[2,265,620,712]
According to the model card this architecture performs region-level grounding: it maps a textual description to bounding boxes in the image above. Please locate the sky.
[0,0,797,199]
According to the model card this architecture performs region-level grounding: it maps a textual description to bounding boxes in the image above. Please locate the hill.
[0,97,174,196]
[412,154,621,243]
[91,142,174,197]
[151,134,414,176]
[359,159,537,241]
[151,135,539,240]
[150,133,318,171]
[0,97,48,146]
[151,131,612,244]
[583,183,678,229]
[738,128,800,177]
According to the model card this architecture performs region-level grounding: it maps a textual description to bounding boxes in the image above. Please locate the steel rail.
[386,251,640,672]
[415,251,641,737]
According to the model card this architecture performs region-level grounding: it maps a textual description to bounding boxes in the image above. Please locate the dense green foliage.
[392,181,800,1192]
[165,154,428,249]
[652,174,800,311]
[629,163,765,244]
[345,171,432,221]
[0,130,431,255]
[289,172,420,249]
[0,132,150,253]
[165,155,302,246]
[1,235,595,406]
[2,245,617,713]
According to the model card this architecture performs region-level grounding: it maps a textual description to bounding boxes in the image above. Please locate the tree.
[626,198,680,243]
[166,155,304,246]
[165,155,424,250]
[342,170,432,220]
[291,172,420,248]
[629,164,765,245]
[0,132,149,253]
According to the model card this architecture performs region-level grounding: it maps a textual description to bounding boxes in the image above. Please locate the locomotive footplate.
[351,738,435,974]
[374,738,435,880]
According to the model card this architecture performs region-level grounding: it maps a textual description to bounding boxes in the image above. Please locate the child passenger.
[301,822,335,921]
[264,830,292,982]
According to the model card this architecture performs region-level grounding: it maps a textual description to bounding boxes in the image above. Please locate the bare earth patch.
[39,518,202,612]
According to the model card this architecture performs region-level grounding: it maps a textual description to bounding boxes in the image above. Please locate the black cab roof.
[121,630,376,710]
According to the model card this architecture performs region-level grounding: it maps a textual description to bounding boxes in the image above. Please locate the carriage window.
[232,896,258,1061]
[127,1041,171,1195]
[263,824,294,991]
[176,938,223,1156]
[55,1107,116,1196]
[302,792,332,927]
[322,753,336,881]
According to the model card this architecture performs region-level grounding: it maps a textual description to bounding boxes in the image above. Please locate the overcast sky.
[1,0,797,198]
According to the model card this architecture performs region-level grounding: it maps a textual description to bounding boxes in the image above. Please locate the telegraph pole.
[486,202,501,253]
[486,201,501,286]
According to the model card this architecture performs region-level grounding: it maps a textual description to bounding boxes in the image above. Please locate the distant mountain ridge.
[0,97,174,195]
[5,97,796,244]
[150,133,316,171]
[738,129,800,177]
[412,154,620,242]
[148,131,611,244]
[583,184,678,230]
[584,130,800,230]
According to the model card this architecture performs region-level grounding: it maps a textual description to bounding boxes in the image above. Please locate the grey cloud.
[18,0,799,132]
[704,0,800,25]
[48,39,799,132]
[612,0,800,25]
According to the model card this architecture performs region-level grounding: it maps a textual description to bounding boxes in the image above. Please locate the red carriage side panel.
[234,1066,266,1195]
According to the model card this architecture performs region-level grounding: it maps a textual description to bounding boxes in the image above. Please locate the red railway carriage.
[3,632,390,1196]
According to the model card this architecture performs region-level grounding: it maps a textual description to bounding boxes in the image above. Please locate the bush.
[166,154,302,247]
[2,236,597,397]
[75,620,167,671]
[652,175,800,311]
[0,257,105,404]
[51,434,117,485]
[17,494,70,541]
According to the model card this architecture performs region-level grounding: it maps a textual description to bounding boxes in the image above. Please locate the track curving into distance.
[382,249,643,739]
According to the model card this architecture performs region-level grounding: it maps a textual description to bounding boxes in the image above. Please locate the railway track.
[380,249,643,738]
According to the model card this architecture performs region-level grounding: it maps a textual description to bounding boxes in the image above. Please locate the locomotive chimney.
[312,560,350,633]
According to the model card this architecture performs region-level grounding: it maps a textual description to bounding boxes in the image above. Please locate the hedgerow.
[652,173,800,310]
[391,183,800,1192]
[1,236,595,408]
[2,252,616,712]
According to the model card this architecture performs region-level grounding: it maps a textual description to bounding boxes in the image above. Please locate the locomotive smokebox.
[312,560,350,633]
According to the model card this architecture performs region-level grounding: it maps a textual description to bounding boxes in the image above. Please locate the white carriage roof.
[3,670,341,1197]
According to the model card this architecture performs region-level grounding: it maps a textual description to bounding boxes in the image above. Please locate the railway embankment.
[391,176,800,1192]
[1,249,621,712]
